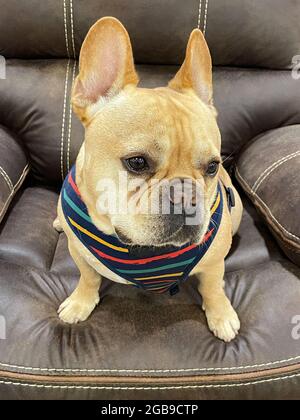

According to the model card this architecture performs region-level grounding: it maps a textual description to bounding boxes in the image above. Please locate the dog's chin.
[115,224,207,248]
[114,228,136,246]
[162,224,206,247]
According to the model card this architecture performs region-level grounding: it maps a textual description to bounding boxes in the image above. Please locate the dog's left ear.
[169,29,213,106]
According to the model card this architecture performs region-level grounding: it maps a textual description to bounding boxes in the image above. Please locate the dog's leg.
[197,261,240,342]
[53,217,63,233]
[58,242,102,324]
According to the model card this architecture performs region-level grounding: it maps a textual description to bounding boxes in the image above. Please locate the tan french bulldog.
[54,17,243,342]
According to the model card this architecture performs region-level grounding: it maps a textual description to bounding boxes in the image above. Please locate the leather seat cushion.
[1,186,300,399]
[235,125,300,266]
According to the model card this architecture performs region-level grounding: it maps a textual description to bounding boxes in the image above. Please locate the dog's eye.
[125,156,149,173]
[206,161,219,176]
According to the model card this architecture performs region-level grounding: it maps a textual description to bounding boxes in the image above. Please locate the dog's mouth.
[115,219,207,248]
[114,228,135,246]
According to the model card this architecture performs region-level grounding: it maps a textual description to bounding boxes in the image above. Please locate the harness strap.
[62,167,228,296]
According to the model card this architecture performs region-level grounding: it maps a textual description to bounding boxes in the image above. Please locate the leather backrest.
[1,62,299,187]
[0,0,299,69]
[1,1,300,187]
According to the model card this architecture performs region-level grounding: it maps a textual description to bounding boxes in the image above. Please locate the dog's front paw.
[204,301,240,343]
[58,292,100,324]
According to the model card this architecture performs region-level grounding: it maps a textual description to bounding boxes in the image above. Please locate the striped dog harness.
[61,166,225,295]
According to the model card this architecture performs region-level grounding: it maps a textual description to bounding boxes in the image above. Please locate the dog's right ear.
[72,17,139,123]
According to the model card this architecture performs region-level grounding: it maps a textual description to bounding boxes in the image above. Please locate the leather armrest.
[235,125,300,266]
[0,127,29,224]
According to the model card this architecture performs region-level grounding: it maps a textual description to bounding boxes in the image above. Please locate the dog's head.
[72,17,221,247]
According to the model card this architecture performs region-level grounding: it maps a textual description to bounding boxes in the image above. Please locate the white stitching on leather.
[66,61,77,173]
[0,167,13,192]
[203,0,209,35]
[236,166,255,194]
[69,0,76,59]
[252,151,300,193]
[66,0,76,174]
[235,166,300,241]
[60,60,70,181]
[0,164,30,220]
[0,373,299,390]
[63,0,70,58]
[1,353,300,373]
[252,152,299,192]
[197,0,202,29]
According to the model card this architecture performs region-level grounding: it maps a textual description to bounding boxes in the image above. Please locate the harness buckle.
[226,187,235,211]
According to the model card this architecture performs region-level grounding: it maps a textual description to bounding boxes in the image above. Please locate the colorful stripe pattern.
[61,166,223,295]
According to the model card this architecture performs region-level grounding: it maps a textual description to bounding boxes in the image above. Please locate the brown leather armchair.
[0,1,300,400]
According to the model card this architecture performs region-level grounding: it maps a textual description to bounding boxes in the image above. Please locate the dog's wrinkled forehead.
[86,87,220,162]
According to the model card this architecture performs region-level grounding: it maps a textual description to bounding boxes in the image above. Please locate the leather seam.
[65,0,76,175]
[0,164,30,221]
[0,372,300,390]
[0,166,13,192]
[235,165,300,243]
[197,0,202,29]
[252,151,300,193]
[203,0,209,36]
[63,0,70,59]
[2,364,300,384]
[1,354,300,374]
[69,0,76,60]
[66,60,76,174]
[60,60,70,181]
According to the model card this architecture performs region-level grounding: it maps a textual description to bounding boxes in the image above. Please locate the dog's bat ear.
[168,29,213,106]
[72,17,139,123]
